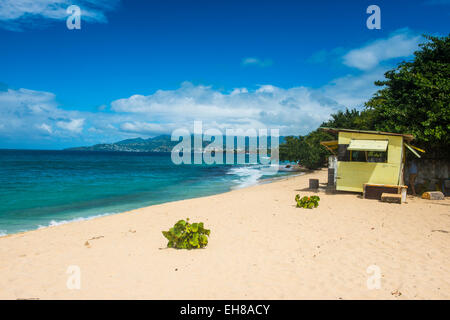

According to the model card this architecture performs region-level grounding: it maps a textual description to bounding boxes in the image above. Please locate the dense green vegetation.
[366,35,449,156]
[162,218,210,249]
[280,34,449,168]
[295,195,320,209]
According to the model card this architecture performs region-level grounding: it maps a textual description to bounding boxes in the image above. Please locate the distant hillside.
[66,135,176,152]
[66,135,285,153]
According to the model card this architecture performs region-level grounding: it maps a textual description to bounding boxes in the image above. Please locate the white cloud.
[120,122,172,135]
[256,85,276,93]
[0,71,392,147]
[110,82,343,136]
[320,68,387,107]
[0,88,87,139]
[56,118,84,133]
[230,88,248,95]
[343,29,422,70]
[37,123,53,134]
[242,57,273,67]
[2,28,424,146]
[0,0,119,31]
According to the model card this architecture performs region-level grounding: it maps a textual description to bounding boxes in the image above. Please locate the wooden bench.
[363,183,407,203]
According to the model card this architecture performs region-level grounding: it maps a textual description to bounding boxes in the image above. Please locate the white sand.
[0,169,449,299]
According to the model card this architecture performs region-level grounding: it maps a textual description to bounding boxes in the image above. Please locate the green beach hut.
[320,128,424,194]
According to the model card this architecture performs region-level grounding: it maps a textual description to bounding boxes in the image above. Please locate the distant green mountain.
[66,135,176,152]
[66,135,285,152]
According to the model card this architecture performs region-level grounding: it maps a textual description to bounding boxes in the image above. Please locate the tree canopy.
[280,34,449,169]
[365,34,449,156]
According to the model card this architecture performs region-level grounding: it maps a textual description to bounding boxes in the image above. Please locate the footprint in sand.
[391,289,402,297]
[431,229,449,234]
[85,235,105,248]
[88,235,104,240]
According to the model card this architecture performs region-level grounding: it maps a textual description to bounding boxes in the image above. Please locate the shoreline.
[0,170,305,239]
[1,168,449,299]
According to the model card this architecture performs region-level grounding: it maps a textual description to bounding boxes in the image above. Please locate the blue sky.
[0,0,449,149]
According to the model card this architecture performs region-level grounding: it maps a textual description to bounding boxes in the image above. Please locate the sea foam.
[227,165,265,189]
[37,213,113,230]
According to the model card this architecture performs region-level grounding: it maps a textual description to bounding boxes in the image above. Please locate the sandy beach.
[0,168,449,300]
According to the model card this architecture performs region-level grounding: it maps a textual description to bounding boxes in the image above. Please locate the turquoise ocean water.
[0,150,294,235]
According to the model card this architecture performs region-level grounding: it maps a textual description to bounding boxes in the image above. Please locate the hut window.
[367,151,387,163]
[348,150,387,162]
[347,150,387,162]
[338,139,389,163]
[350,150,367,162]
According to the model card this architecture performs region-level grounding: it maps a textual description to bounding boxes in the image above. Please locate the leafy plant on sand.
[295,195,320,209]
[162,218,210,249]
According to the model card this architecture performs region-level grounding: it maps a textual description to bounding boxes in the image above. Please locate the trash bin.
[309,179,319,189]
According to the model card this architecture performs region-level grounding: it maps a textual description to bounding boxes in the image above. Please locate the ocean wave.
[37,213,113,230]
[226,163,295,189]
[0,230,7,237]
[227,165,265,189]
